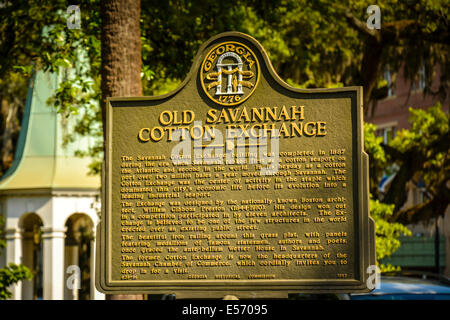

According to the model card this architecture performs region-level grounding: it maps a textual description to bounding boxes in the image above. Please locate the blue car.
[350,276,450,300]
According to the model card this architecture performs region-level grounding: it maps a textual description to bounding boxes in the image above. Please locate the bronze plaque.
[96,32,375,297]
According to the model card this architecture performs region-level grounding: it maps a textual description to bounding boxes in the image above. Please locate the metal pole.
[435,218,440,274]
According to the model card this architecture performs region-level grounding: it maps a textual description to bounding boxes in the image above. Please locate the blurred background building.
[0,71,104,300]
[367,65,449,277]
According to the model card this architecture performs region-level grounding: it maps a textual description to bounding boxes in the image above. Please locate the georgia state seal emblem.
[200,41,260,106]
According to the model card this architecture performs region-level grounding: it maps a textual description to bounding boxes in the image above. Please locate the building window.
[412,185,425,205]
[413,179,427,205]
[383,67,395,97]
[376,124,397,144]
[412,65,426,91]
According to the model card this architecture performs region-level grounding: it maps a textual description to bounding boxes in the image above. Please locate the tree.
[2,1,447,174]
[364,102,449,269]
[100,0,142,127]
[383,103,449,224]
[252,1,449,115]
[100,0,143,300]
[364,123,413,272]
[369,198,412,273]
[341,1,449,115]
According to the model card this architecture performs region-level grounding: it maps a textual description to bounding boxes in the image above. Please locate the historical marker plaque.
[96,32,375,297]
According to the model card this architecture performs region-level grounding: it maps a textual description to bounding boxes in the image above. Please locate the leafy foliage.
[390,103,449,156]
[370,198,412,273]
[1,0,448,175]
[0,216,33,300]
[0,263,33,300]
[365,123,412,272]
[385,103,449,223]
[364,102,449,270]
[364,122,387,195]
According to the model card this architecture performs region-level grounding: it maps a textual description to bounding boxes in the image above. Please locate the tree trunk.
[100,0,143,301]
[361,39,383,115]
[0,98,21,176]
[101,0,142,129]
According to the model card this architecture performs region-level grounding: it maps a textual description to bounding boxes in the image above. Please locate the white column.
[237,63,243,93]
[42,227,66,300]
[90,230,105,300]
[5,228,23,300]
[216,66,222,95]
[227,65,233,93]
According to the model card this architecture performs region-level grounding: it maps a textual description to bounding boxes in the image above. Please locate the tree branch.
[344,9,381,42]
[381,20,450,45]
[391,180,450,224]
[382,143,405,161]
